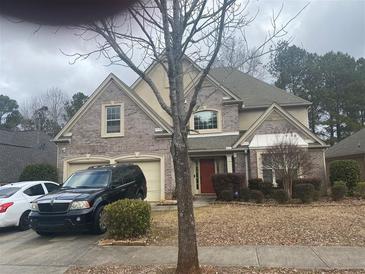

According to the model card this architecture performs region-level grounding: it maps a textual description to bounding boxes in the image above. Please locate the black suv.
[29,164,147,236]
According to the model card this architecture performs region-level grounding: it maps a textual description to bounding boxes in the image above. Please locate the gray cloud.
[0,0,364,105]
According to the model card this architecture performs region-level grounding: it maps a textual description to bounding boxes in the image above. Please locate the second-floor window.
[106,106,121,133]
[101,103,124,137]
[193,110,218,130]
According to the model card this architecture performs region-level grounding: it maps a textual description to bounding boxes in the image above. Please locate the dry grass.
[66,265,365,274]
[149,203,365,246]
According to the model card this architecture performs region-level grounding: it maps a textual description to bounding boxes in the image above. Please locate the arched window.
[193,110,218,130]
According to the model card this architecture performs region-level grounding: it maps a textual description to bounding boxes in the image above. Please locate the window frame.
[101,102,124,138]
[191,109,222,133]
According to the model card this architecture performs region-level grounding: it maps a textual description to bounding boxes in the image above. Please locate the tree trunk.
[171,130,200,274]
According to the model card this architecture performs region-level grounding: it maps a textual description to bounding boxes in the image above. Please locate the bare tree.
[20,88,69,135]
[64,1,306,272]
[262,134,312,198]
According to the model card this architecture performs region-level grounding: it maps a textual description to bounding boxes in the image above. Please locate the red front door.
[200,159,215,193]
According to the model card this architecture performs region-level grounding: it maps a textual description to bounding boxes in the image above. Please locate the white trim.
[188,131,239,138]
[101,102,125,138]
[189,108,222,134]
[233,103,326,148]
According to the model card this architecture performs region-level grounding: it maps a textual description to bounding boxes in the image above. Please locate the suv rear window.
[63,170,111,189]
[0,187,20,198]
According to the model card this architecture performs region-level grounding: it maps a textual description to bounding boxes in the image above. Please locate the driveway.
[0,228,101,274]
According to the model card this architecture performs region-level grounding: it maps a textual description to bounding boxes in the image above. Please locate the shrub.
[331,181,348,201]
[104,199,151,239]
[250,190,264,203]
[239,187,250,202]
[294,183,315,203]
[329,160,360,192]
[272,189,289,204]
[19,164,58,182]
[276,178,283,189]
[293,178,322,191]
[212,173,245,200]
[261,181,273,197]
[313,190,321,201]
[248,178,263,190]
[355,182,365,198]
[221,190,234,201]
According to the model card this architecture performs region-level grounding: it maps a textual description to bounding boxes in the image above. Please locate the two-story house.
[54,58,327,201]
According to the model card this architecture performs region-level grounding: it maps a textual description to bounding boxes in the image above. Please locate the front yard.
[149,203,365,247]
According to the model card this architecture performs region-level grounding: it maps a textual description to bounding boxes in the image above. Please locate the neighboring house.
[54,58,327,201]
[0,130,57,184]
[326,128,365,181]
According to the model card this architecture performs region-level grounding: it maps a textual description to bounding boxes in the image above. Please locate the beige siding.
[239,106,309,131]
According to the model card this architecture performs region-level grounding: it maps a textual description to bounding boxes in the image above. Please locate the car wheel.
[35,230,55,237]
[18,211,31,231]
[92,206,107,235]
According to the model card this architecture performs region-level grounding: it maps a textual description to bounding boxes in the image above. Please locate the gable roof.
[326,128,365,158]
[233,103,326,148]
[54,73,172,142]
[210,68,311,109]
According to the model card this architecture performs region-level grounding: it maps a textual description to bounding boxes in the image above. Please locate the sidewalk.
[75,245,365,270]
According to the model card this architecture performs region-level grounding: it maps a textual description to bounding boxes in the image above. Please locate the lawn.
[149,203,365,246]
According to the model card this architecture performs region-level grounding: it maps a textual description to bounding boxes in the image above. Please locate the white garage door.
[131,160,161,202]
[66,159,162,201]
[66,161,109,181]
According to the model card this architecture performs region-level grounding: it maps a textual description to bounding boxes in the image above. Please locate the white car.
[0,181,59,230]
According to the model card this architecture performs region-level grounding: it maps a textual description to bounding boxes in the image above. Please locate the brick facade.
[57,80,175,197]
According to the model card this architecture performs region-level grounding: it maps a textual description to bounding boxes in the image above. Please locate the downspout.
[322,149,328,194]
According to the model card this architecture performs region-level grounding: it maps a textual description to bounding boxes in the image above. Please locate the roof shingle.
[210,68,311,108]
[326,128,365,158]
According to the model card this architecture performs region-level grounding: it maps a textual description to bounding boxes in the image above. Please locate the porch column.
[226,154,233,173]
[244,149,249,186]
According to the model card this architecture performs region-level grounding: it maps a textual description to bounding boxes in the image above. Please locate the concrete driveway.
[0,227,101,274]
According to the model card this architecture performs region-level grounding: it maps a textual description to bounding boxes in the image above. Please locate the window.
[62,170,111,189]
[193,111,218,130]
[106,106,121,133]
[101,103,124,137]
[0,187,20,198]
[24,184,45,196]
[45,183,58,193]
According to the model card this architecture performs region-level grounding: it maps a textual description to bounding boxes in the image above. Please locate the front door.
[200,159,215,193]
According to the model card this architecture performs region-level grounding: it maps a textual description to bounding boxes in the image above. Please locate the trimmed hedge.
[313,190,320,201]
[261,181,273,197]
[221,190,234,201]
[212,173,245,200]
[239,187,250,202]
[332,181,347,201]
[355,182,365,198]
[294,183,315,203]
[248,178,263,190]
[250,190,264,203]
[19,164,58,182]
[104,199,151,239]
[293,178,321,191]
[272,189,289,204]
[329,160,360,192]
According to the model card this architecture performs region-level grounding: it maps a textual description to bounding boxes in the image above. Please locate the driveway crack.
[310,246,330,268]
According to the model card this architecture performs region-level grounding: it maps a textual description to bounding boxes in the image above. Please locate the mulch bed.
[149,201,365,247]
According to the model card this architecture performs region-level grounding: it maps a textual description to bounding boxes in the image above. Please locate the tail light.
[0,202,14,213]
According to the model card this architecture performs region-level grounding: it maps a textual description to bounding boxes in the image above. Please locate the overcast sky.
[0,0,364,105]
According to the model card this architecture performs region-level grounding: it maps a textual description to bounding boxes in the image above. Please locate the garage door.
[67,159,162,201]
[131,161,161,202]
[66,161,109,181]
